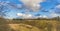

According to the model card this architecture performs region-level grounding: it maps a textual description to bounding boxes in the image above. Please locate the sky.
[0,0,60,19]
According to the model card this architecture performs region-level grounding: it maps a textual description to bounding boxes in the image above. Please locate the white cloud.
[17,13,49,19]
[50,12,59,18]
[23,14,32,18]
[53,4,60,14]
[42,15,48,18]
[55,4,60,8]
[17,13,23,16]
[20,0,44,4]
[19,0,45,12]
[51,13,58,17]
[39,15,48,18]
[47,5,60,18]
[17,13,34,19]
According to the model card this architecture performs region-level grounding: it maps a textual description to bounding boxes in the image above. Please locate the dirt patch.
[8,24,40,31]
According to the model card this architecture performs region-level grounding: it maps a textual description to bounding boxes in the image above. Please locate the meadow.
[0,18,60,31]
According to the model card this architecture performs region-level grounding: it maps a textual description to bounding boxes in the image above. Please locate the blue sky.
[0,0,60,19]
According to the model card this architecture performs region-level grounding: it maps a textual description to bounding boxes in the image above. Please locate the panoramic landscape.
[0,0,60,31]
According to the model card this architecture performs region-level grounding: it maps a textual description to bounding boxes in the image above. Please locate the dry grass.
[0,18,60,31]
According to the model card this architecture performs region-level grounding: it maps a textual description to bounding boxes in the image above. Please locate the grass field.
[0,18,60,31]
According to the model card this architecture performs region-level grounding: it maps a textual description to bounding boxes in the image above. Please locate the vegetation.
[0,18,60,31]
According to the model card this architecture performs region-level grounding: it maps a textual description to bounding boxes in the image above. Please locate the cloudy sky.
[0,0,60,19]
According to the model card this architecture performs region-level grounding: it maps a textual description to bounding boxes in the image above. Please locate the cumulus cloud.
[19,0,45,12]
[17,13,34,19]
